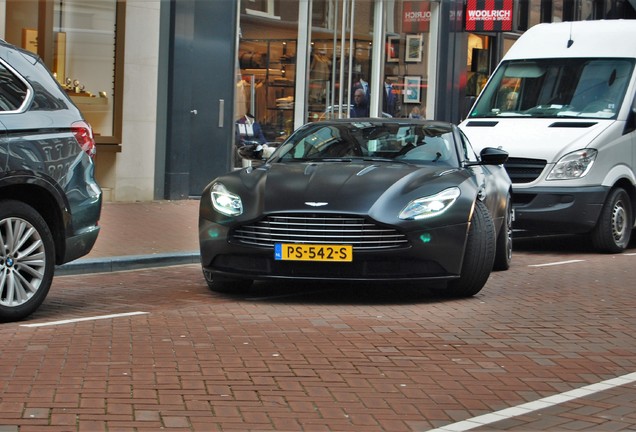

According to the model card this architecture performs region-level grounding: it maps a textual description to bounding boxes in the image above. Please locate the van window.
[470,58,635,120]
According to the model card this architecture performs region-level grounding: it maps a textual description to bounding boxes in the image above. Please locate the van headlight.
[211,183,243,216]
[546,149,597,180]
[399,187,460,220]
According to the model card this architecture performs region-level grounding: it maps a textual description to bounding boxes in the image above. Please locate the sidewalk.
[56,199,201,275]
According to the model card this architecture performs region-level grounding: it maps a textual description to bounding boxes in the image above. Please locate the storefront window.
[383,0,431,118]
[3,0,122,145]
[235,0,435,168]
[466,34,490,98]
[237,38,297,142]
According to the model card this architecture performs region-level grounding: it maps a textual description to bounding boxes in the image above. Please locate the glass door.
[307,0,375,122]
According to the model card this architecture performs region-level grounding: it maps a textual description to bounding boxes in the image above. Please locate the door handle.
[218,99,224,127]
[190,109,198,115]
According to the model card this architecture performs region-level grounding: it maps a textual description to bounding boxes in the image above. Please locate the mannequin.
[383,79,398,116]
[235,113,266,146]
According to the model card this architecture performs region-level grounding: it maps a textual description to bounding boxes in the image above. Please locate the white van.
[460,20,636,253]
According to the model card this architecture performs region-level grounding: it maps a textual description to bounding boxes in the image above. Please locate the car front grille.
[231,214,409,251]
[504,157,547,184]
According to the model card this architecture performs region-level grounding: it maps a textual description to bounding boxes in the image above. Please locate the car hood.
[460,118,612,162]
[232,161,458,215]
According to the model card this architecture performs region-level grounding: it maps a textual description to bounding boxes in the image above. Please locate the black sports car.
[199,119,512,297]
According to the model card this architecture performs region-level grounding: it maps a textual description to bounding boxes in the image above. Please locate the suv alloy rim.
[0,217,46,307]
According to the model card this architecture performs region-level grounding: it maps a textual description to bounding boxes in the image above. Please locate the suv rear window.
[0,61,28,112]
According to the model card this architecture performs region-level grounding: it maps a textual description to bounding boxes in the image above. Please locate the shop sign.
[465,0,513,32]
[403,1,431,33]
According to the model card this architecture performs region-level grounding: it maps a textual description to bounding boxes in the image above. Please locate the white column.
[369,0,385,117]
[294,0,312,130]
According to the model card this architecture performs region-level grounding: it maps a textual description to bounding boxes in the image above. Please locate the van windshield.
[469,58,634,119]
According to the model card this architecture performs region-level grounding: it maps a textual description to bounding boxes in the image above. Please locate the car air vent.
[504,157,547,184]
[549,122,597,128]
[464,121,499,127]
[232,214,409,251]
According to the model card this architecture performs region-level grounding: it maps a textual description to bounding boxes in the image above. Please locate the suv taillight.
[72,120,97,159]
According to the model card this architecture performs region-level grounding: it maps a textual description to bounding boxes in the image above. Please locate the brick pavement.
[86,200,200,258]
[57,199,201,275]
[1,240,636,431]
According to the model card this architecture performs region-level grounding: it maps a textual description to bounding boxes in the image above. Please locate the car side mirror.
[479,147,509,165]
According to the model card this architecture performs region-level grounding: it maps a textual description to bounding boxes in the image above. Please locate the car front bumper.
[199,218,469,282]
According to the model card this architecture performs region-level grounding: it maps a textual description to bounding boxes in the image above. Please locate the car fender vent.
[549,122,597,128]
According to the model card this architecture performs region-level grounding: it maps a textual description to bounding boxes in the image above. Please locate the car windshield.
[469,58,634,120]
[272,121,459,166]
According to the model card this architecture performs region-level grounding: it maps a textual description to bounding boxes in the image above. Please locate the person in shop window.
[350,88,369,118]
[408,106,424,119]
[351,75,370,117]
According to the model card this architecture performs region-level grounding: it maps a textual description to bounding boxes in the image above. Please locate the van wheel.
[202,269,253,293]
[0,200,55,322]
[591,187,632,253]
[445,201,496,297]
[493,193,512,271]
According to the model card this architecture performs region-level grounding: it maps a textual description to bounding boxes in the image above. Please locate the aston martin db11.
[199,119,511,297]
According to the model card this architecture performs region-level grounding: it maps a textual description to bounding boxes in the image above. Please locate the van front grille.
[504,157,547,184]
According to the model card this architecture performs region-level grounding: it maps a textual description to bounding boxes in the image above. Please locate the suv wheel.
[0,200,55,322]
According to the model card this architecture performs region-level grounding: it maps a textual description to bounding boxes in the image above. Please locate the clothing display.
[235,114,266,146]
[309,51,331,103]
[236,79,249,119]
[383,82,398,116]
[275,96,294,109]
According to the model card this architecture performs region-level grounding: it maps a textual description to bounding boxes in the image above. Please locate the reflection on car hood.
[241,161,451,214]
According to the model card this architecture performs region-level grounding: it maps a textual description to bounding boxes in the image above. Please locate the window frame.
[0,58,33,114]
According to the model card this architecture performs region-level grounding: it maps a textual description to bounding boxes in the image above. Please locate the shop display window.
[237,39,297,143]
[3,0,123,146]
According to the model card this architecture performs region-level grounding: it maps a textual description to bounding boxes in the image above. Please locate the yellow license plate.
[275,244,353,262]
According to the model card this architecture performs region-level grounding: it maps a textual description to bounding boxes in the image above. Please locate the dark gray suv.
[0,40,102,322]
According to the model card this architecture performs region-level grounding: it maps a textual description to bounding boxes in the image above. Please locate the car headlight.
[211,183,243,216]
[546,149,597,180]
[399,187,461,220]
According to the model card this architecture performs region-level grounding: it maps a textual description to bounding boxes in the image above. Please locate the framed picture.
[405,34,423,63]
[386,36,400,63]
[403,75,421,104]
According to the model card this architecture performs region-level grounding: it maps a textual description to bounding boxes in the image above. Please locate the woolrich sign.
[465,0,513,31]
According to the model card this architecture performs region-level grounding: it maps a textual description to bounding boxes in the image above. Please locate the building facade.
[2,0,634,201]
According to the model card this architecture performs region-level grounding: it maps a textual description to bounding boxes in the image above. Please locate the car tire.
[0,200,55,322]
[203,269,253,293]
[591,187,632,253]
[445,200,496,297]
[493,193,512,271]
